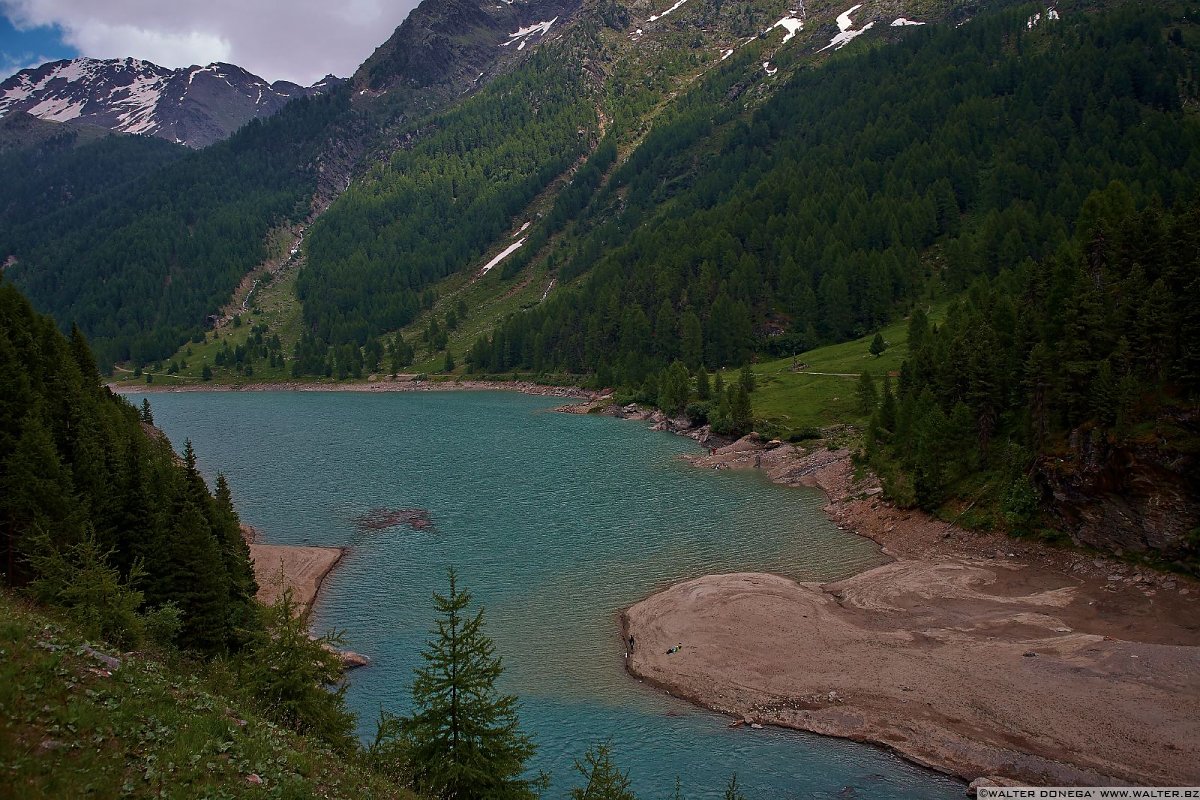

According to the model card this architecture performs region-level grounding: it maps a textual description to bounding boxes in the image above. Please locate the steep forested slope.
[1,92,351,368]
[869,189,1200,565]
[0,125,185,248]
[0,0,602,372]
[0,279,258,653]
[469,2,1200,384]
[295,47,599,353]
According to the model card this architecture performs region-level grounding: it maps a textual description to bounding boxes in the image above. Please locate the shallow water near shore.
[137,390,964,799]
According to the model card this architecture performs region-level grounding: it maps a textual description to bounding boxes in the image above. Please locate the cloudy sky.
[0,0,422,84]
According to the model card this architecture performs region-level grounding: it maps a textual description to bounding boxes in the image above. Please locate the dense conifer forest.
[867,190,1200,558]
[468,3,1200,386]
[0,278,258,652]
[294,49,598,357]
[0,129,185,237]
[1,91,351,368]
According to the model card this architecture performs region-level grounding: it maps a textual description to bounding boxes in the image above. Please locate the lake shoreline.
[621,436,1200,789]
[109,377,596,401]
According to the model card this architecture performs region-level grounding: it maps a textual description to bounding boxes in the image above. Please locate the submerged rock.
[352,508,434,532]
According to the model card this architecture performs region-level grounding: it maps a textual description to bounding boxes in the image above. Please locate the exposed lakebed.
[135,390,963,798]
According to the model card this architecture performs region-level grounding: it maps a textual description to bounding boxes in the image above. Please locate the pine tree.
[69,323,99,380]
[878,375,897,433]
[728,385,753,437]
[0,413,82,583]
[907,307,929,353]
[140,398,154,425]
[679,311,703,369]
[241,587,356,751]
[214,473,258,640]
[569,742,637,800]
[162,499,230,653]
[723,774,746,800]
[401,568,540,800]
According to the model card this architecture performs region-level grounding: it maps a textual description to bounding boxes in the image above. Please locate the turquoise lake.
[135,390,964,799]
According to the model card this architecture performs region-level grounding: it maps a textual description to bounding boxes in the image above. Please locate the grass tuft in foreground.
[0,592,413,800]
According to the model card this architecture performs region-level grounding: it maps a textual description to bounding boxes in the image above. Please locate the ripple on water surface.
[137,390,964,799]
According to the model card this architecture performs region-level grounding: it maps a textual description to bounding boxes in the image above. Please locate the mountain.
[355,0,582,100]
[6,0,1199,378]
[1,0,1198,562]
[0,57,345,148]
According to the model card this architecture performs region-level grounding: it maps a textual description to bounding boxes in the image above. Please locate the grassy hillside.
[747,313,923,436]
[0,592,412,800]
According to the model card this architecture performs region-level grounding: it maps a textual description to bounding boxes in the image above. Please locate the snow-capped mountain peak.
[0,57,344,148]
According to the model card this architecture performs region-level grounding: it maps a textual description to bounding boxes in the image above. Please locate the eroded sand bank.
[624,443,1200,787]
[243,525,343,615]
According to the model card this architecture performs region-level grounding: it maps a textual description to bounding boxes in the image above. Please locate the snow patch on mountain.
[502,18,558,48]
[480,238,527,276]
[821,5,876,52]
[648,0,690,23]
[1028,8,1060,29]
[772,16,804,43]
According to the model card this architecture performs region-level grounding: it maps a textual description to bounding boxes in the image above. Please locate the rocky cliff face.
[355,0,583,102]
[0,58,345,148]
[1036,411,1200,568]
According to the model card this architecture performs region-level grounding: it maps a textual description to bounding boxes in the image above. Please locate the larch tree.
[401,568,541,800]
[570,742,637,800]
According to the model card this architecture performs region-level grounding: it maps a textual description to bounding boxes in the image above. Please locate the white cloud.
[1,0,422,84]
[69,23,232,68]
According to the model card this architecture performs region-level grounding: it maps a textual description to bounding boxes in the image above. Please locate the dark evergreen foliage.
[295,50,596,354]
[2,91,352,368]
[0,278,258,653]
[870,188,1200,523]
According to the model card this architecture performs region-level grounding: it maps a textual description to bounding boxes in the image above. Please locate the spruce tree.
[658,361,691,417]
[401,568,540,800]
[878,376,897,433]
[162,499,231,653]
[140,398,154,425]
[728,385,753,437]
[0,414,82,582]
[870,333,888,357]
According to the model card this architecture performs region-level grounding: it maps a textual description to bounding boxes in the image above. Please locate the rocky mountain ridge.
[0,57,345,148]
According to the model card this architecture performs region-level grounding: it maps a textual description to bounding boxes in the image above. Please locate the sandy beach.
[624,440,1200,787]
[242,525,343,615]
